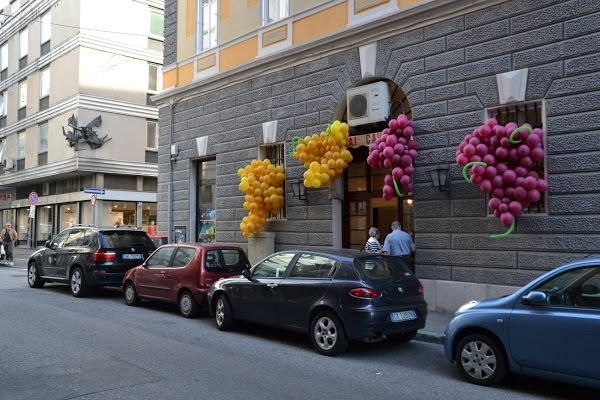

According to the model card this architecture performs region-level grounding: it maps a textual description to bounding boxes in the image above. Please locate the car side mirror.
[242,268,253,281]
[522,290,547,306]
[45,240,51,248]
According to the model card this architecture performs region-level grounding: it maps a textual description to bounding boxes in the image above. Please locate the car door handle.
[267,283,278,290]
[160,270,166,274]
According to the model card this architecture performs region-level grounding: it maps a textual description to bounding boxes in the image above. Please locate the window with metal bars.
[488,101,546,214]
[259,143,286,220]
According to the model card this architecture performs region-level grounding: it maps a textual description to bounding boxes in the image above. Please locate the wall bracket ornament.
[62,114,111,150]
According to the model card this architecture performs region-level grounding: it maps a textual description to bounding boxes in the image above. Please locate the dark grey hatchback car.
[27,226,156,297]
[208,249,427,355]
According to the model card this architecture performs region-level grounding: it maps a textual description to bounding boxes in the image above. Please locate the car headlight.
[457,300,479,313]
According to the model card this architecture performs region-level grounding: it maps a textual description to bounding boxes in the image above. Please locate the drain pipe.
[168,99,175,243]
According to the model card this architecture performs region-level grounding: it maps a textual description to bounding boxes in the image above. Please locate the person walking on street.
[1,223,18,266]
[382,221,415,268]
[364,227,382,253]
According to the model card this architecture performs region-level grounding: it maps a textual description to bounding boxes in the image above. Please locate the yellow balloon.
[320,173,329,183]
[276,187,284,196]
[239,182,249,192]
[304,179,311,187]
[310,161,320,172]
[276,172,285,182]
[312,178,322,188]
[304,170,314,181]
[250,202,258,211]
[335,158,345,168]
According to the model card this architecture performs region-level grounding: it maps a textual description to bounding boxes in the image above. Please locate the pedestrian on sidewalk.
[364,227,382,253]
[1,223,18,266]
[382,221,415,269]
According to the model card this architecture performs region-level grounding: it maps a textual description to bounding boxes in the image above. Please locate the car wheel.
[27,262,45,288]
[215,295,235,331]
[455,333,507,386]
[70,267,89,298]
[178,291,199,318]
[310,311,349,356]
[124,282,140,306]
[387,330,417,343]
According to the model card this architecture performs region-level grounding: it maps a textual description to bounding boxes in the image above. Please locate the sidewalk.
[5,245,453,344]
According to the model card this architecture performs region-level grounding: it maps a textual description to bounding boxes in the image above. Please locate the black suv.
[27,226,156,297]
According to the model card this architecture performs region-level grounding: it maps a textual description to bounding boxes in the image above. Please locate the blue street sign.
[84,188,105,195]
[29,191,38,205]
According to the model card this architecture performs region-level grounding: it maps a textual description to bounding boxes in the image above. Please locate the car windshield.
[100,231,155,249]
[354,255,413,284]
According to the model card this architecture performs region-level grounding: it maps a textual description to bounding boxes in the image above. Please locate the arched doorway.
[335,79,415,269]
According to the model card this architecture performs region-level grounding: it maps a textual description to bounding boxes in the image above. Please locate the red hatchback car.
[122,243,251,318]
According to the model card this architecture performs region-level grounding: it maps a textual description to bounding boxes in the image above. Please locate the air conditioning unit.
[4,157,16,171]
[346,81,390,127]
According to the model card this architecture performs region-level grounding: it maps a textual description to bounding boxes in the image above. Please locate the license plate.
[123,254,143,260]
[390,310,417,322]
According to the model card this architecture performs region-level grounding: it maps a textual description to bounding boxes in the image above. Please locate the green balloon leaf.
[392,176,405,197]
[490,219,515,239]
[322,124,332,137]
[462,161,488,184]
[289,136,306,155]
[509,125,533,144]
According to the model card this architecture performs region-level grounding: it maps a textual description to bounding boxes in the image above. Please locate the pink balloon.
[473,175,484,184]
[371,149,380,159]
[480,179,493,193]
[505,187,515,199]
[527,171,539,179]
[383,193,393,201]
[480,124,492,138]
[490,135,500,147]
[489,197,502,210]
[494,209,501,218]
[508,148,519,163]
[484,166,498,179]
[367,155,378,167]
[382,128,390,136]
[383,158,393,169]
[496,163,508,175]
[475,143,489,157]
[392,167,404,179]
[400,175,412,185]
[500,137,511,148]
[394,143,405,154]
[492,188,505,199]
[472,164,486,176]
[532,128,544,138]
[530,147,544,162]
[483,154,496,166]
[457,154,469,166]
[527,189,541,203]
[392,154,402,165]
[519,156,533,169]
[508,201,523,217]
[485,118,498,128]
[383,184,393,195]
[524,176,538,190]
[496,147,508,159]
[403,126,414,138]
[382,146,395,159]
[388,119,399,131]
[493,125,506,138]
[407,140,418,150]
[384,174,393,185]
[386,134,398,147]
[378,142,387,151]
[469,137,481,146]
[492,175,504,188]
[503,169,517,183]
[401,155,413,167]
[515,177,525,187]
[404,166,415,176]
[398,137,408,146]
[397,115,408,128]
[369,143,378,152]
[526,134,540,148]
[537,179,548,192]
[500,212,514,228]
[514,186,527,200]
[515,167,528,177]
[499,203,509,213]
[408,149,418,159]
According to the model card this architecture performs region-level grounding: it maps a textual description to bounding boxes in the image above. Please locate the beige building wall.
[51,0,81,47]
[49,48,80,106]
[219,0,260,45]
[176,0,196,62]
[291,0,330,15]
[46,111,77,164]
[78,47,148,104]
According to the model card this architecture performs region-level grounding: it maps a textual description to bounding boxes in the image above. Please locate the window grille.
[488,101,546,214]
[260,143,286,220]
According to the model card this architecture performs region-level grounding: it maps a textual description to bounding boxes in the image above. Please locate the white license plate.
[123,254,143,260]
[390,310,417,322]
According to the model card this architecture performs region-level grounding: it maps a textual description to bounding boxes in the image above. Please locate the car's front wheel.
[28,262,45,288]
[455,333,507,386]
[70,267,89,298]
[310,311,349,356]
[214,295,235,331]
[178,291,199,318]
[124,282,140,306]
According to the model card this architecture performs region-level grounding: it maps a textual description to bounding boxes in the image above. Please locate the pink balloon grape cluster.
[367,114,418,200]
[456,118,548,231]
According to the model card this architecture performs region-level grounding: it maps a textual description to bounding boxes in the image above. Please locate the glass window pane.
[19,81,27,108]
[197,159,216,242]
[146,121,157,149]
[20,28,28,58]
[40,11,51,43]
[146,247,175,268]
[172,247,195,268]
[148,64,157,91]
[39,123,48,152]
[40,68,50,97]
[0,91,6,116]
[17,133,25,159]
[150,10,164,36]
[0,44,7,70]
[253,253,295,277]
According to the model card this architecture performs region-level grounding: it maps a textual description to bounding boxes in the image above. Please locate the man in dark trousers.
[1,223,18,266]
[382,221,415,269]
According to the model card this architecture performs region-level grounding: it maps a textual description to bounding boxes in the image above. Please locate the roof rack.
[70,224,99,228]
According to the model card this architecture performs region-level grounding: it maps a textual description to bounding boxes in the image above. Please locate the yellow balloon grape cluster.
[238,159,285,237]
[292,120,353,188]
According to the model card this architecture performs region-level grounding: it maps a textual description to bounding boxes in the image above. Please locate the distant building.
[154,0,600,312]
[0,0,164,245]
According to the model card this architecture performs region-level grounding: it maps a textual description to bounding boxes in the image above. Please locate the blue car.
[443,258,600,389]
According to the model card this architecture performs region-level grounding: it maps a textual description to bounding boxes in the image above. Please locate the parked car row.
[26,226,599,389]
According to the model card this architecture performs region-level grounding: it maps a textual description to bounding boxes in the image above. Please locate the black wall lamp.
[290,177,307,200]
[429,165,451,191]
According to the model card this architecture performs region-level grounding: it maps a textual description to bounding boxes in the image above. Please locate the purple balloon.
[475,143,489,157]
[514,186,527,200]
[367,155,378,167]
[515,177,525,187]
[492,188,505,199]
[485,118,498,128]
[404,166,415,176]
[407,140,418,150]
[392,154,402,165]
[492,175,504,188]
[515,166,528,178]
[500,212,514,228]
[386,134,398,147]
[473,175,484,184]
[508,201,523,217]
[519,156,533,169]
[480,179,493,193]
[499,203,509,213]
[496,147,508,159]
[526,134,540,148]
[503,169,517,183]
[401,155,413,167]
[369,143,378,152]
[394,143,405,154]
[527,189,541,203]
[524,176,538,190]
[378,142,387,151]
[398,137,408,145]
[388,119,399,131]
[392,167,404,179]
[400,175,412,186]
[496,163,508,175]
[536,179,548,192]
[508,148,519,163]
[472,164,486,176]
[482,154,496,166]
[403,126,414,138]
[383,184,393,195]
[488,197,502,210]
[500,137,511,148]
[530,147,544,162]
[484,166,498,179]
[384,174,393,185]
[383,158,393,169]
[505,186,515,199]
[457,154,469,166]
[382,146,395,159]
[408,149,418,159]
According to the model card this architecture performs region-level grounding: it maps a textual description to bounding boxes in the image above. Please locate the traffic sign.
[29,191,38,205]
[84,188,105,195]
[90,194,96,207]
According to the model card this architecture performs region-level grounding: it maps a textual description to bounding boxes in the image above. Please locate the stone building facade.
[155,0,600,312]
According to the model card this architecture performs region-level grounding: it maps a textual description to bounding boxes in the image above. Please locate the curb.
[415,330,444,345]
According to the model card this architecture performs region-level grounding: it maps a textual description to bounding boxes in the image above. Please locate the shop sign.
[347,132,382,148]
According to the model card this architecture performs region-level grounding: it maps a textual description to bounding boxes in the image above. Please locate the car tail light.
[349,288,381,298]
[418,284,424,294]
[92,249,116,262]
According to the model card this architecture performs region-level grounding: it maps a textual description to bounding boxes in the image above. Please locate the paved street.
[0,259,596,400]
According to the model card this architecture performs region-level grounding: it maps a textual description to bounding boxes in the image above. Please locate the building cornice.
[0,156,157,186]
[154,0,508,105]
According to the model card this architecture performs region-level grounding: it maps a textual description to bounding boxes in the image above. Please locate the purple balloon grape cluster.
[456,118,548,228]
[367,114,418,200]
